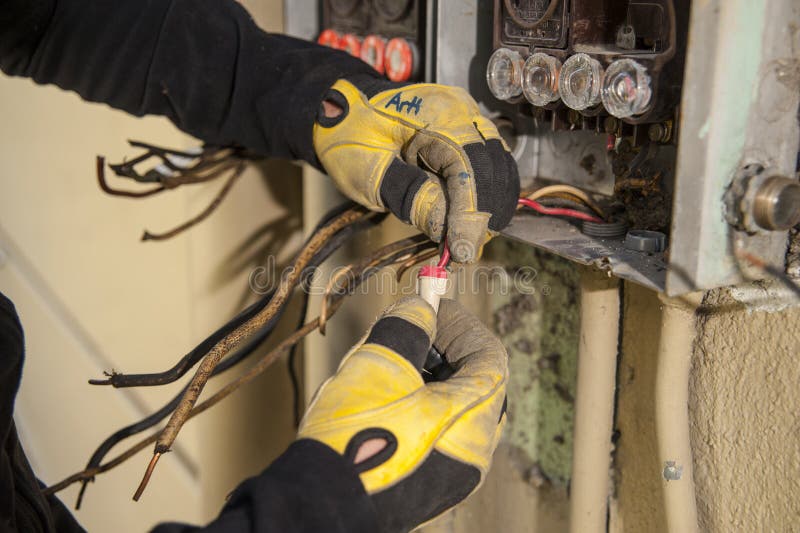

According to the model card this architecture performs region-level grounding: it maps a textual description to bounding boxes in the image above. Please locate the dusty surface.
[610,283,668,533]
[434,240,578,533]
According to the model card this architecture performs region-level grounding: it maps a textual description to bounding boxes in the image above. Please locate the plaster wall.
[690,285,800,532]
[612,281,800,533]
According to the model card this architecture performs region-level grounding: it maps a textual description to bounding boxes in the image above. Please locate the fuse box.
[286,0,800,295]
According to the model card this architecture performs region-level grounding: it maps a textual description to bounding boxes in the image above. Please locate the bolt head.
[753,176,800,231]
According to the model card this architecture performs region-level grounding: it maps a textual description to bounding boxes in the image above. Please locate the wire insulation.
[524,185,606,217]
[518,198,604,223]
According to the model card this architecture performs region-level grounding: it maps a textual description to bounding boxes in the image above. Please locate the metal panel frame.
[667,0,800,294]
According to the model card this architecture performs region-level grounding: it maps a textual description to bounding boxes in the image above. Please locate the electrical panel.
[286,0,800,295]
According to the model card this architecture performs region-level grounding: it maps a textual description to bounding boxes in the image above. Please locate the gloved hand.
[313,75,520,263]
[298,296,508,533]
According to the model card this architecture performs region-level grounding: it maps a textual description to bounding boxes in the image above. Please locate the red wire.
[437,239,451,268]
[434,198,601,267]
[517,198,603,223]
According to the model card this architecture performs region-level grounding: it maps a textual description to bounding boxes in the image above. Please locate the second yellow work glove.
[298,296,508,533]
[313,76,520,263]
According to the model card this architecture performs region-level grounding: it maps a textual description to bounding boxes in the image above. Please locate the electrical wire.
[75,203,385,507]
[287,290,310,428]
[141,162,245,241]
[46,233,434,499]
[524,184,606,218]
[518,197,604,223]
[89,202,379,389]
[134,207,378,499]
[437,239,451,268]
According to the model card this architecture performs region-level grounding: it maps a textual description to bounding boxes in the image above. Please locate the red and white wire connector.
[417,243,450,312]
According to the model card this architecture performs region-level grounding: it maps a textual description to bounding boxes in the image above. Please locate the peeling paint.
[729,280,800,313]
[485,239,580,486]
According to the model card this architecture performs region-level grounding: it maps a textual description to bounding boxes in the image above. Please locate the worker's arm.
[152,440,381,533]
[0,0,376,164]
[0,0,519,262]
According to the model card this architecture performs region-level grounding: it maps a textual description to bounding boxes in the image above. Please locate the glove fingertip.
[446,212,490,263]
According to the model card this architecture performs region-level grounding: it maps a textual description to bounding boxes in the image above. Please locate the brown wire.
[97,156,166,198]
[45,235,417,497]
[132,453,161,501]
[395,249,439,282]
[158,158,241,189]
[502,0,561,30]
[132,207,369,499]
[44,317,323,497]
[318,235,432,334]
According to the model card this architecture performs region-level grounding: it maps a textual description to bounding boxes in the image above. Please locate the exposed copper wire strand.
[132,208,369,499]
[45,236,421,497]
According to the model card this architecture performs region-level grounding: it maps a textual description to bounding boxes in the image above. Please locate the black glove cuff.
[226,439,381,533]
[371,450,480,533]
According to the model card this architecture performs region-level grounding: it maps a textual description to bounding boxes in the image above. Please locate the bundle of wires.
[68,201,389,508]
[518,184,606,223]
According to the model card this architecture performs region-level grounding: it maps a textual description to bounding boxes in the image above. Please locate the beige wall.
[690,285,800,532]
[611,281,800,533]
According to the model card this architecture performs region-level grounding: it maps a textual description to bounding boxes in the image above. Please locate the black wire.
[287,291,309,428]
[91,201,369,389]
[76,204,385,508]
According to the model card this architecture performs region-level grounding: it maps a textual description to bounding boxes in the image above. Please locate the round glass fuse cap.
[360,35,387,74]
[558,53,604,111]
[602,59,653,118]
[486,48,524,101]
[522,53,562,106]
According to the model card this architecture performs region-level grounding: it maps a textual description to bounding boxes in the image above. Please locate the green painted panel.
[485,239,580,485]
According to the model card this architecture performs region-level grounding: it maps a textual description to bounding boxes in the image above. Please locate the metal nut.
[624,230,667,253]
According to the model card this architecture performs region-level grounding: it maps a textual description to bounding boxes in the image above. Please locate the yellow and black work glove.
[313,75,520,263]
[298,296,508,533]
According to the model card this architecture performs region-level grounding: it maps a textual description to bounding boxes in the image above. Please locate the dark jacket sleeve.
[0,293,85,532]
[152,439,380,533]
[0,0,379,164]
